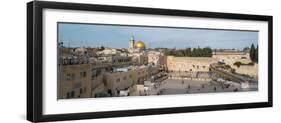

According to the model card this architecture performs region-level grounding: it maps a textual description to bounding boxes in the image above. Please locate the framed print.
[27,1,273,122]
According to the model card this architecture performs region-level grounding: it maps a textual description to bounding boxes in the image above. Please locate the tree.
[185,48,191,56]
[225,65,231,69]
[250,43,255,62]
[233,61,242,68]
[170,48,176,56]
[243,47,250,52]
[164,47,212,57]
[231,69,236,74]
[255,45,258,63]
[58,42,64,47]
[100,46,105,50]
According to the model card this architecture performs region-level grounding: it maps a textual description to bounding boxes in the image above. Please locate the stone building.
[147,50,165,66]
[96,48,118,56]
[57,62,92,99]
[91,74,107,97]
[129,53,148,65]
[103,66,149,96]
[90,65,159,97]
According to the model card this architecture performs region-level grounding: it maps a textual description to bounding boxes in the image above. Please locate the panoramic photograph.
[57,23,259,99]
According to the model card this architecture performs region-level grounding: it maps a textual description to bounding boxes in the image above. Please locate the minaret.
[129,36,135,49]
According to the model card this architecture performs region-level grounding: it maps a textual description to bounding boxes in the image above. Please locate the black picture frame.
[27,1,273,122]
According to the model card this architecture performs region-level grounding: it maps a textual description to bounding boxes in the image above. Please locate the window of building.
[83,72,86,77]
[129,75,132,78]
[80,71,87,78]
[80,88,83,94]
[84,87,86,92]
[123,76,127,80]
[66,73,75,81]
[66,74,71,80]
[116,78,120,82]
[72,74,75,80]
[71,91,75,98]
[66,92,70,99]
[203,66,206,68]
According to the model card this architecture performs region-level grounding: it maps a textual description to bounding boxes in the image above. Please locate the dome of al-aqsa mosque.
[134,41,146,49]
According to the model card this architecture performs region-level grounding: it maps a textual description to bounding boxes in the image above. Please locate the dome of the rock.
[134,41,145,49]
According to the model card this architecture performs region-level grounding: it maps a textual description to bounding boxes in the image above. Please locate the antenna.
[58,31,61,47]
[68,38,71,54]
[68,38,70,48]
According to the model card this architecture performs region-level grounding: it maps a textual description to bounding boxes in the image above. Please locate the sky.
[58,23,258,50]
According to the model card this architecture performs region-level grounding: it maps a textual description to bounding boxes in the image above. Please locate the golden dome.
[134,41,145,49]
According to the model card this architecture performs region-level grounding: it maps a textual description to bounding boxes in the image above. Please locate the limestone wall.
[129,85,145,96]
[91,83,106,97]
[233,63,258,78]
[165,56,219,72]
[213,53,252,65]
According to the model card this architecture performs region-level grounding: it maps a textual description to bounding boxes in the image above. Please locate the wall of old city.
[233,63,258,78]
[165,56,219,72]
[213,53,258,77]
[212,53,252,66]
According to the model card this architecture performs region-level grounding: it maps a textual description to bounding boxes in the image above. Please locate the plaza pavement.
[147,79,252,95]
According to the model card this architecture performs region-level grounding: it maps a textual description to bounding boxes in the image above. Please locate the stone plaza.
[146,79,245,96]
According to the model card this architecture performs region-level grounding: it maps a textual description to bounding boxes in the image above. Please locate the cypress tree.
[255,45,258,63]
[250,43,255,62]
